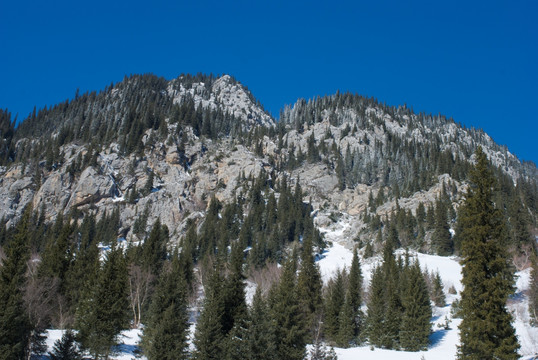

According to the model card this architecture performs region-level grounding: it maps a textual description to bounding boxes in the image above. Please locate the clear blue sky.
[1,0,537,163]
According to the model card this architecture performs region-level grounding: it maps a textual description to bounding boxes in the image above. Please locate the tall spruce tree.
[529,257,538,325]
[336,291,355,347]
[76,243,130,360]
[142,250,190,360]
[141,218,168,276]
[222,242,247,336]
[269,255,307,360]
[457,147,519,360]
[366,239,402,349]
[324,269,346,342]
[297,234,323,335]
[348,248,363,338]
[381,241,402,349]
[366,265,386,346]
[0,207,31,360]
[433,199,453,255]
[399,261,431,351]
[194,261,225,360]
[246,287,277,360]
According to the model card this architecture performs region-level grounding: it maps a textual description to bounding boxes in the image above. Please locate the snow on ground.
[318,220,354,283]
[245,279,258,306]
[316,222,538,360]
[43,328,143,360]
[42,221,537,359]
[318,241,353,283]
[511,268,538,357]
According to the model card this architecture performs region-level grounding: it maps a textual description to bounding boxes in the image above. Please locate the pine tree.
[218,242,249,359]
[433,199,453,255]
[457,147,519,360]
[141,218,168,276]
[66,214,99,313]
[381,242,402,349]
[142,250,190,360]
[49,330,81,360]
[297,234,323,335]
[324,269,345,342]
[347,248,363,337]
[366,239,402,349]
[269,255,307,360]
[430,271,446,307]
[399,261,431,351]
[0,207,31,360]
[246,287,277,360]
[529,257,538,325]
[336,292,355,347]
[365,265,385,347]
[143,170,154,196]
[76,243,130,359]
[194,262,225,360]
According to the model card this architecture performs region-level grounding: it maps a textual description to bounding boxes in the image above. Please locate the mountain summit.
[0,73,536,249]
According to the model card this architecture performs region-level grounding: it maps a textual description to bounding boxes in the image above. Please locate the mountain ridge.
[0,73,536,250]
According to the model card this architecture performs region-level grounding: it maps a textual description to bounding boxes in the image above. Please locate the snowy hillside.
[43,238,537,359]
[317,222,538,360]
[41,218,537,360]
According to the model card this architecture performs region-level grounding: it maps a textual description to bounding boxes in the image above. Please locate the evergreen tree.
[246,287,277,360]
[529,257,538,325]
[223,316,250,360]
[141,218,168,276]
[433,199,453,255]
[76,243,130,360]
[49,330,81,360]
[324,269,345,342]
[297,235,323,335]
[399,261,431,351]
[457,147,519,360]
[66,214,99,313]
[366,239,402,349]
[142,251,190,360]
[269,255,307,360]
[39,219,73,286]
[336,291,355,347]
[143,170,155,196]
[310,335,338,360]
[220,242,248,357]
[0,207,31,360]
[365,265,385,347]
[347,248,363,337]
[431,271,446,307]
[194,262,225,360]
[381,242,402,349]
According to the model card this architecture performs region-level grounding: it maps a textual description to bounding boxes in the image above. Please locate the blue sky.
[1,0,537,163]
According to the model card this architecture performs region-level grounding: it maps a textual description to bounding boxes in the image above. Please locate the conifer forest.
[0,74,536,359]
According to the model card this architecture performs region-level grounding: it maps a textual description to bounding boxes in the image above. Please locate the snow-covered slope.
[43,224,537,360]
[316,222,538,360]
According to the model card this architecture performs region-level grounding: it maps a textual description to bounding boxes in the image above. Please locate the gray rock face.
[33,172,72,221]
[0,166,35,226]
[66,167,117,208]
[0,80,534,247]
